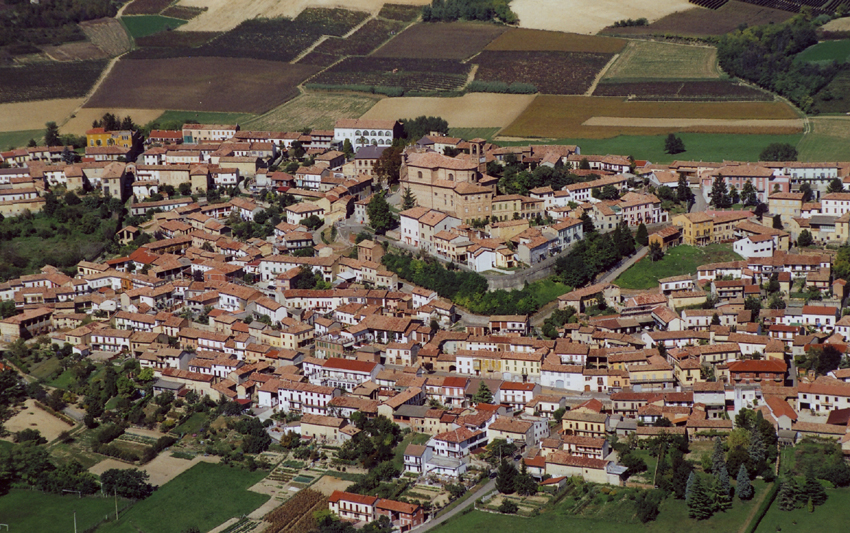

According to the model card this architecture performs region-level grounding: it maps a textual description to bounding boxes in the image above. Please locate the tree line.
[422,0,517,24]
[552,221,636,289]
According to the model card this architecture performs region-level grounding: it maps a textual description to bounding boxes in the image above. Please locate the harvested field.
[161,5,208,19]
[823,16,850,32]
[603,41,720,80]
[311,56,470,92]
[372,21,507,60]
[797,117,850,162]
[474,51,612,94]
[812,68,850,114]
[315,18,405,57]
[2,400,72,443]
[62,107,166,135]
[81,18,133,57]
[0,60,107,104]
[310,475,355,496]
[244,92,380,131]
[0,98,84,132]
[41,41,107,61]
[86,57,318,113]
[602,1,792,37]
[135,30,220,48]
[593,80,772,100]
[510,0,693,35]
[485,28,626,54]
[123,0,174,15]
[501,95,802,138]
[583,116,803,128]
[379,3,422,21]
[361,93,535,127]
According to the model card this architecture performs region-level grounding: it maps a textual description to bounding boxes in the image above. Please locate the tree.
[686,472,696,504]
[665,134,686,154]
[44,122,61,147]
[498,499,519,514]
[715,464,732,510]
[687,475,714,520]
[635,489,664,523]
[342,138,354,159]
[400,116,448,140]
[744,296,762,314]
[741,179,758,207]
[495,459,518,494]
[778,475,800,510]
[677,174,692,204]
[635,223,648,246]
[711,313,721,326]
[178,182,192,196]
[754,202,769,218]
[473,381,493,404]
[515,463,538,496]
[712,437,726,476]
[797,229,813,247]
[373,145,403,186]
[581,212,595,233]
[772,215,783,229]
[100,468,155,499]
[828,178,844,194]
[803,468,828,507]
[367,192,395,234]
[760,143,797,161]
[710,175,729,208]
[401,187,417,210]
[799,183,813,202]
[729,185,740,205]
[649,240,664,262]
[736,465,754,500]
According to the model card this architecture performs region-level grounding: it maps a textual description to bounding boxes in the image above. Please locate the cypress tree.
[748,430,766,476]
[635,223,648,246]
[496,459,518,494]
[688,475,714,520]
[737,465,754,500]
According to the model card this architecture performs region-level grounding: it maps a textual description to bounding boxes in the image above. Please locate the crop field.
[161,5,207,19]
[379,3,423,21]
[822,16,850,32]
[124,0,174,15]
[603,1,792,37]
[372,21,507,60]
[153,110,256,128]
[811,68,850,114]
[298,51,343,67]
[41,41,107,61]
[485,29,626,54]
[122,15,187,39]
[310,57,470,92]
[361,93,536,127]
[62,108,166,135]
[0,60,107,104]
[135,30,220,47]
[314,18,406,57]
[603,41,720,81]
[796,117,850,162]
[795,39,850,64]
[510,0,693,34]
[0,130,43,150]
[593,80,772,100]
[87,57,318,113]
[501,95,802,139]
[0,98,83,132]
[474,51,613,94]
[244,92,380,131]
[81,18,133,57]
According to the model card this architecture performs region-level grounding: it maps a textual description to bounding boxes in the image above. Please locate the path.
[598,246,648,284]
[584,53,619,97]
[737,481,773,533]
[58,51,127,131]
[409,479,496,533]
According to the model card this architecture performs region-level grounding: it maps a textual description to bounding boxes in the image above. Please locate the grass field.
[527,278,573,304]
[755,487,850,533]
[616,244,742,289]
[796,117,850,162]
[500,95,802,139]
[172,412,208,436]
[97,462,268,533]
[121,15,187,38]
[486,28,626,54]
[153,110,256,128]
[0,129,42,150]
[373,21,506,60]
[448,127,501,140]
[0,490,132,533]
[603,41,720,81]
[795,39,850,64]
[243,92,380,131]
[811,69,850,114]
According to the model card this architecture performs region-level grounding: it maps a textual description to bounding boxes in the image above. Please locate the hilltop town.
[3,118,850,532]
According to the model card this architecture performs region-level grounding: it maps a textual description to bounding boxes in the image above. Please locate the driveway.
[409,479,496,533]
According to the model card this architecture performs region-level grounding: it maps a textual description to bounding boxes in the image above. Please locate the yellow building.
[674,212,712,246]
[768,192,804,224]
[86,128,133,148]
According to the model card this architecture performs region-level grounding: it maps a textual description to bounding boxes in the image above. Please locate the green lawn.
[172,412,209,437]
[795,39,850,64]
[121,15,187,39]
[0,129,43,151]
[152,110,257,130]
[616,244,741,290]
[0,489,132,533]
[30,356,62,381]
[755,487,850,533]
[392,432,430,471]
[50,369,77,389]
[526,278,573,305]
[96,462,269,533]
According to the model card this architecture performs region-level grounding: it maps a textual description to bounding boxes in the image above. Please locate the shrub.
[498,499,519,514]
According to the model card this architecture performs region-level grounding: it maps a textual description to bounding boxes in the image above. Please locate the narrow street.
[409,479,496,533]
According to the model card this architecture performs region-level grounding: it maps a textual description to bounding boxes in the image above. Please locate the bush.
[14,428,46,444]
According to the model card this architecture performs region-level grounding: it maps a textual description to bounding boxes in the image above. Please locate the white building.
[334,119,398,149]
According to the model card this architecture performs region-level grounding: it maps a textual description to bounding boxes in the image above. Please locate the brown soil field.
[593,80,772,101]
[86,57,318,113]
[89,453,220,486]
[162,5,208,19]
[360,92,535,127]
[2,399,73,442]
[823,16,850,31]
[310,475,354,496]
[474,50,613,94]
[510,0,693,35]
[583,116,804,128]
[176,0,429,32]
[62,108,165,134]
[372,21,507,60]
[602,1,793,37]
[124,0,174,15]
[41,42,107,61]
[485,28,626,54]
[81,18,133,57]
[501,95,802,138]
[0,98,84,132]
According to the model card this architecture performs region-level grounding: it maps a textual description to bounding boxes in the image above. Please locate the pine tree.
[803,468,828,507]
[729,185,740,205]
[687,475,714,520]
[677,174,691,203]
[686,471,696,504]
[473,381,493,404]
[515,462,538,496]
[715,464,732,510]
[737,465,754,500]
[748,429,766,476]
[711,175,729,208]
[778,475,800,511]
[741,179,758,206]
[496,459,518,494]
[635,223,648,246]
[712,437,726,476]
[367,192,395,235]
[401,187,417,210]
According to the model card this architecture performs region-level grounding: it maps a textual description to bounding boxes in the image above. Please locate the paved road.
[410,479,496,533]
[691,185,707,213]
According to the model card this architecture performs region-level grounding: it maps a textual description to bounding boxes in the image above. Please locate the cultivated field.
[823,16,850,31]
[313,18,406,57]
[797,116,850,162]
[244,92,380,131]
[603,41,720,81]
[86,57,318,113]
[81,18,133,56]
[378,3,423,21]
[0,130,44,151]
[310,475,355,495]
[485,28,626,54]
[310,56,470,92]
[0,60,107,104]
[811,69,850,114]
[175,0,429,32]
[0,98,84,132]
[361,92,535,127]
[134,30,220,48]
[474,51,613,94]
[583,116,803,128]
[603,1,792,37]
[2,399,72,443]
[510,0,693,34]
[593,80,771,100]
[501,95,802,138]
[40,41,106,61]
[372,21,507,60]
[62,107,166,135]
[123,0,174,15]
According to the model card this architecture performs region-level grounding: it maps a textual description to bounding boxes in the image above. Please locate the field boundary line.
[58,51,128,129]
[585,53,619,96]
